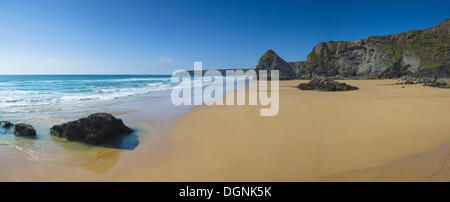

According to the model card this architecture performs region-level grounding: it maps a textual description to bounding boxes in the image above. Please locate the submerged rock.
[50,113,134,145]
[0,121,13,128]
[297,78,358,91]
[14,123,36,137]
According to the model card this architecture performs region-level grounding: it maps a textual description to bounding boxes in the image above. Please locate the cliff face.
[288,61,306,78]
[255,50,297,80]
[303,19,450,78]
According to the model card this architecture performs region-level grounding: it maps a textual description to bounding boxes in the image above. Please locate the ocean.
[0,75,181,160]
[0,74,246,162]
[0,75,175,117]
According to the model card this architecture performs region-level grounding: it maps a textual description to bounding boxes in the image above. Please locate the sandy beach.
[152,79,450,181]
[2,0,450,186]
[114,79,450,181]
[1,79,450,181]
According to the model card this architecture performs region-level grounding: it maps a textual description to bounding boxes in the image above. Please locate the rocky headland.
[256,19,450,81]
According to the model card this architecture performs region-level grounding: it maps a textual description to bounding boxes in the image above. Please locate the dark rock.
[255,49,297,80]
[0,121,13,128]
[396,76,450,88]
[288,61,306,78]
[14,123,36,137]
[297,78,358,91]
[50,113,135,145]
[297,83,315,90]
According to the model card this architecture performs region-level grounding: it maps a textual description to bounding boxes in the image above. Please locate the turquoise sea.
[0,75,174,117]
[0,75,183,160]
[0,74,246,162]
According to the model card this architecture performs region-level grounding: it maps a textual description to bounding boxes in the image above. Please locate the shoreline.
[0,93,193,181]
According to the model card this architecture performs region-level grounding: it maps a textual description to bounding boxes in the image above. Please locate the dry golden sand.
[143,79,450,181]
[1,80,450,181]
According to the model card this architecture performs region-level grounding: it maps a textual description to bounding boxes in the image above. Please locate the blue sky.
[0,0,449,74]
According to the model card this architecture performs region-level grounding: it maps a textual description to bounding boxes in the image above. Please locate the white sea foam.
[0,76,245,116]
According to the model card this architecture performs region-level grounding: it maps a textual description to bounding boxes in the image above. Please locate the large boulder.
[297,78,358,91]
[0,121,13,128]
[255,49,297,80]
[14,123,36,137]
[50,113,134,145]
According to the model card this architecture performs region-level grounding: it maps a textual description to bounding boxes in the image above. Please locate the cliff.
[288,61,306,78]
[302,19,450,78]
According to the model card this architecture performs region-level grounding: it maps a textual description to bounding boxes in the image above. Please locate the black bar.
[1,182,448,200]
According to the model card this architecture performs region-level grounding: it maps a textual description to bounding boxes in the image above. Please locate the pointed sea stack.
[255,49,297,80]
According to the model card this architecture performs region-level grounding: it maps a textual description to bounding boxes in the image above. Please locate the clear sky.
[0,0,449,74]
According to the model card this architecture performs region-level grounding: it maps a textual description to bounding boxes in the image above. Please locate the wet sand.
[1,79,450,181]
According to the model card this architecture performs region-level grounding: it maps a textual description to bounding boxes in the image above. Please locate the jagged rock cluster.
[297,78,358,91]
[396,76,450,88]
